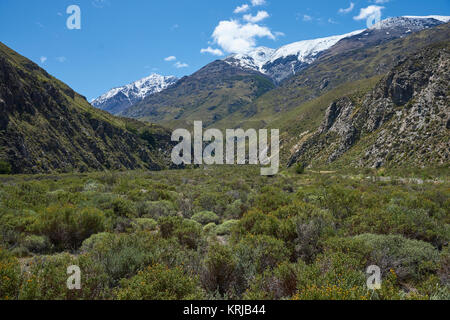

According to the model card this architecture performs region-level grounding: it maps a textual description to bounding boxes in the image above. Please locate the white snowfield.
[91,74,177,107]
[225,29,365,73]
[403,15,450,23]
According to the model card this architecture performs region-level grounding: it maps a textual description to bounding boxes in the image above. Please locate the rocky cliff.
[288,42,450,168]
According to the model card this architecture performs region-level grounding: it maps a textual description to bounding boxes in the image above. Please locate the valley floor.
[0,165,448,300]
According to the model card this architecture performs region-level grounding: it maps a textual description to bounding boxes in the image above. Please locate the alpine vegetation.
[171,121,279,175]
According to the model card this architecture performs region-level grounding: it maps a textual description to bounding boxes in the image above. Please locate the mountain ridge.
[0,42,173,174]
[288,41,450,168]
[91,73,178,115]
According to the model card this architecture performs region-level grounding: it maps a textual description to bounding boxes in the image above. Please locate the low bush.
[191,211,220,225]
[31,205,106,251]
[114,264,204,300]
[0,247,21,300]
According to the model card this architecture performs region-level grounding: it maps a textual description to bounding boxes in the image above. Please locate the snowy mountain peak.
[224,29,364,82]
[371,16,450,30]
[92,73,178,114]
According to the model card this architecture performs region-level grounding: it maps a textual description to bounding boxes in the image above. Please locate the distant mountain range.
[91,74,178,115]
[114,16,449,129]
[92,16,450,119]
[1,15,448,173]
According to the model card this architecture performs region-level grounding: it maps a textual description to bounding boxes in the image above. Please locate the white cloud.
[40,56,47,64]
[174,62,189,68]
[303,14,313,22]
[164,56,177,62]
[56,56,67,63]
[374,0,390,3]
[338,2,355,14]
[243,11,269,23]
[354,5,384,20]
[200,47,224,56]
[234,4,250,14]
[211,19,276,54]
[328,18,338,24]
[251,0,266,6]
[92,0,109,8]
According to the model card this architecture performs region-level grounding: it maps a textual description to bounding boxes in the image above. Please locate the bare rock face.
[289,42,450,168]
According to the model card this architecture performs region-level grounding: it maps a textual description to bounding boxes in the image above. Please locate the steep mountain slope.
[91,74,178,115]
[288,41,450,168]
[121,60,274,127]
[0,42,172,174]
[215,22,450,132]
[225,29,365,84]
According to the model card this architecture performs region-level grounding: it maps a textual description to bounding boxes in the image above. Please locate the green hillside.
[0,42,172,174]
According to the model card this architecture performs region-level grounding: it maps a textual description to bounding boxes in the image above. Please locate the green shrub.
[0,160,11,174]
[159,216,203,249]
[0,247,21,300]
[131,218,157,232]
[216,220,239,236]
[138,200,176,218]
[31,205,106,251]
[191,211,220,225]
[203,223,217,234]
[22,235,52,254]
[295,162,305,174]
[234,235,290,292]
[114,264,204,300]
[202,244,237,296]
[19,253,109,300]
[110,198,136,218]
[244,261,299,300]
[354,234,440,281]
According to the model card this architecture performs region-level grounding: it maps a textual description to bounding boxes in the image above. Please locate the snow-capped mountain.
[225,30,364,83]
[224,16,449,83]
[92,74,178,115]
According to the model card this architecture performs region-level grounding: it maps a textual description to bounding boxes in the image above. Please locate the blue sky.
[0,0,449,100]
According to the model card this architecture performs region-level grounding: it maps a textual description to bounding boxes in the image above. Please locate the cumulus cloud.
[211,19,275,54]
[243,11,269,23]
[354,5,384,20]
[174,62,189,68]
[234,4,250,14]
[164,56,177,62]
[338,2,355,14]
[40,56,47,64]
[200,47,224,56]
[251,0,266,6]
